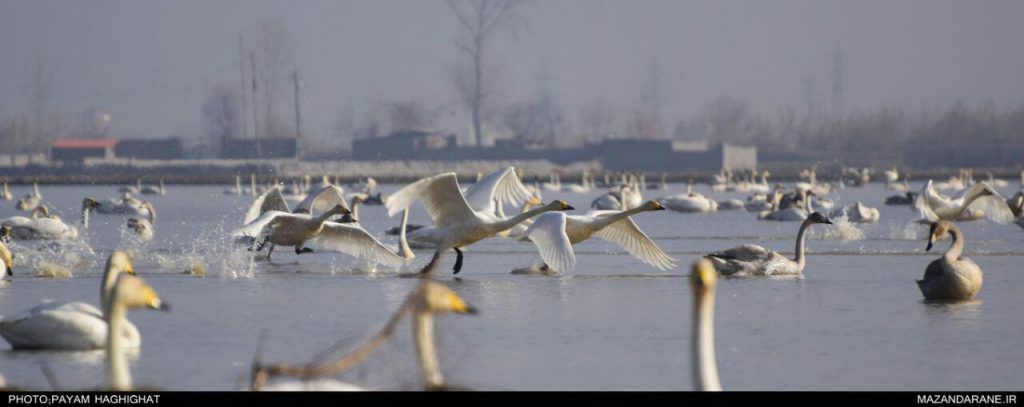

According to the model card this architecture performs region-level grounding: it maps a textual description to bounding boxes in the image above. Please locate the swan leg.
[294,246,314,255]
[453,247,464,274]
[266,244,275,261]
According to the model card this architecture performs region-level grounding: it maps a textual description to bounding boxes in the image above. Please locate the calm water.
[0,180,1022,390]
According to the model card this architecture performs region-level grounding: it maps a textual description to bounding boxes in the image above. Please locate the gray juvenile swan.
[706,212,832,276]
[917,220,982,301]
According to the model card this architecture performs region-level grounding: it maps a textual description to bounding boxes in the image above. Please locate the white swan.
[541,172,562,191]
[0,252,143,350]
[126,202,156,241]
[386,171,574,274]
[660,181,718,213]
[117,179,142,195]
[561,171,592,193]
[252,277,477,391]
[224,174,244,195]
[104,272,169,390]
[918,220,982,301]
[829,201,880,223]
[690,258,722,391]
[916,180,1013,224]
[15,183,41,211]
[1,178,11,201]
[707,212,832,276]
[0,202,95,241]
[759,189,814,222]
[515,200,675,274]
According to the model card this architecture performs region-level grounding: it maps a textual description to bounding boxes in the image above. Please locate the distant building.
[221,138,298,159]
[352,130,757,171]
[115,138,183,160]
[51,138,118,165]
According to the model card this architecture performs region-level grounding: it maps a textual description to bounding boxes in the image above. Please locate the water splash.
[821,213,865,241]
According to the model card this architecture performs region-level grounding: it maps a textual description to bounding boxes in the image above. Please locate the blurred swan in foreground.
[386,170,573,274]
[915,180,1013,224]
[104,272,169,390]
[917,220,982,301]
[706,212,832,276]
[252,276,477,391]
[513,200,675,274]
[0,252,143,350]
[690,259,722,391]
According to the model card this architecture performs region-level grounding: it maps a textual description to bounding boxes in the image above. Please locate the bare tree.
[248,20,293,139]
[578,101,617,142]
[201,85,241,157]
[387,100,436,131]
[28,55,54,148]
[448,0,524,147]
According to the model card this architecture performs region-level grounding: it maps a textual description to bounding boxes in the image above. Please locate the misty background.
[2,0,1023,160]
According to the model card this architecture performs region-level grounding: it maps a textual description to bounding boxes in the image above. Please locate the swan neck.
[945,226,964,262]
[692,287,721,391]
[82,206,91,229]
[147,204,156,223]
[105,294,131,390]
[794,219,813,268]
[399,209,415,259]
[498,205,553,231]
[413,310,444,390]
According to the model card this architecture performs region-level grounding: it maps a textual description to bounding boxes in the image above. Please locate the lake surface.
[0,180,1022,390]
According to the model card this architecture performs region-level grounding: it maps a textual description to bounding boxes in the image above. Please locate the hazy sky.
[2,0,1023,141]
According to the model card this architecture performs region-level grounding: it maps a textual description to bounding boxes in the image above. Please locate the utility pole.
[238,35,248,143]
[292,70,302,159]
[250,53,261,175]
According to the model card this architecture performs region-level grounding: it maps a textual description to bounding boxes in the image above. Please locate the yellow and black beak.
[926,222,938,252]
[6,265,11,277]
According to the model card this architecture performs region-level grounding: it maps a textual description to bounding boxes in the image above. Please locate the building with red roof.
[51,138,118,164]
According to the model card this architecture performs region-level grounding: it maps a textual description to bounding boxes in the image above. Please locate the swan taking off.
[0,251,143,350]
[690,259,722,391]
[828,202,880,223]
[235,186,404,267]
[126,201,156,241]
[0,202,95,241]
[917,220,982,301]
[706,212,832,276]
[515,200,676,273]
[915,180,1014,224]
[385,170,574,274]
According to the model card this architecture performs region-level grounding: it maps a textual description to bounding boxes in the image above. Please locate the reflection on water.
[0,183,1021,390]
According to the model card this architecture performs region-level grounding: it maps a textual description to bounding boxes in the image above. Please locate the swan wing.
[0,302,108,349]
[294,185,349,216]
[522,212,576,273]
[463,167,531,214]
[385,173,476,228]
[966,195,1015,224]
[244,186,290,224]
[708,244,773,262]
[232,210,291,237]
[308,223,405,266]
[915,181,942,222]
[592,214,676,270]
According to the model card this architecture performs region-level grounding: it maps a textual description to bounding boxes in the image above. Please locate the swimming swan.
[660,181,718,213]
[690,259,722,391]
[95,193,153,217]
[0,252,143,350]
[1,178,11,201]
[386,172,573,274]
[15,183,41,211]
[917,220,982,301]
[706,212,832,276]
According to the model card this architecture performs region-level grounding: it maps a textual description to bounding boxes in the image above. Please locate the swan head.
[108,251,136,276]
[113,274,170,311]
[547,200,574,211]
[690,258,717,292]
[0,225,10,244]
[82,197,101,210]
[643,200,665,211]
[806,212,832,225]
[420,281,478,315]
[926,220,954,251]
